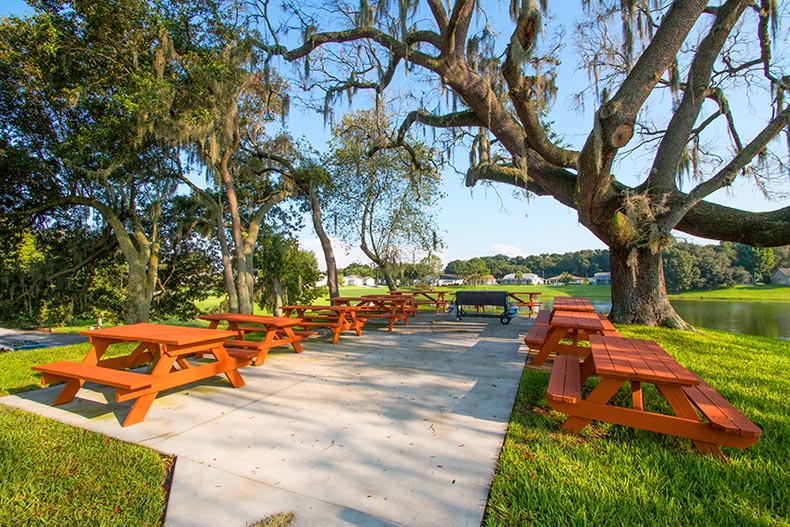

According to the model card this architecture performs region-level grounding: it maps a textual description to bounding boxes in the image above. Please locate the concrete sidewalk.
[1,313,530,527]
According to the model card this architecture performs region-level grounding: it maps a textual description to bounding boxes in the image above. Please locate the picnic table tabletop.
[199,313,304,329]
[549,310,606,331]
[529,309,607,365]
[34,323,245,427]
[551,297,595,313]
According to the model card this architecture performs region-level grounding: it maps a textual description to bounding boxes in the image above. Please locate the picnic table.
[198,313,310,365]
[32,323,245,427]
[546,335,762,460]
[390,290,449,314]
[507,291,543,316]
[331,295,414,331]
[281,304,365,344]
[551,296,595,313]
[525,309,615,365]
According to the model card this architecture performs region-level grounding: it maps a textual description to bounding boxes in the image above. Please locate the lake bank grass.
[669,284,790,302]
[1,320,788,525]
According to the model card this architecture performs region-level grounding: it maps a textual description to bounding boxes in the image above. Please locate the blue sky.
[4,1,787,271]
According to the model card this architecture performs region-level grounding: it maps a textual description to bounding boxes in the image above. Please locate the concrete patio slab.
[1,313,531,527]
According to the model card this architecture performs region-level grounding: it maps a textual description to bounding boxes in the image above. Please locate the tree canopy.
[254,0,790,327]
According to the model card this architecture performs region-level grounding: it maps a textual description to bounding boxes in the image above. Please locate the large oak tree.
[257,0,790,326]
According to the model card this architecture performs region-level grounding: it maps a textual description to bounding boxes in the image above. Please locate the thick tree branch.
[503,5,579,169]
[446,0,476,58]
[677,201,790,246]
[659,106,790,231]
[260,27,440,71]
[649,0,748,194]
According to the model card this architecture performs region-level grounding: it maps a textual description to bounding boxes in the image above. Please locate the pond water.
[540,299,790,340]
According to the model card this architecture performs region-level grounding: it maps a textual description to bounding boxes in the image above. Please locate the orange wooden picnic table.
[331,295,414,331]
[32,323,245,427]
[527,309,609,365]
[506,291,543,316]
[282,304,365,344]
[389,290,449,314]
[551,296,594,313]
[198,313,309,365]
[547,335,761,460]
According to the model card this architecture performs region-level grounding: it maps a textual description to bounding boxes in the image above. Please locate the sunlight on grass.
[485,326,790,527]
[0,407,170,527]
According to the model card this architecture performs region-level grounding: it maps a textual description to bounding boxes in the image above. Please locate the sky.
[3,1,788,272]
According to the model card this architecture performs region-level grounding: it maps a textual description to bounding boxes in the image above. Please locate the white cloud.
[488,243,524,257]
[299,237,369,272]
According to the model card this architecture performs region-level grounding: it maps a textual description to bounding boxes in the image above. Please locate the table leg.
[52,379,85,405]
[561,378,624,433]
[531,327,567,365]
[123,393,157,427]
[631,381,644,411]
[657,384,724,460]
[281,326,304,353]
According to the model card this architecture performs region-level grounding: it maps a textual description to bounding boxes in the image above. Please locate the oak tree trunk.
[608,244,690,329]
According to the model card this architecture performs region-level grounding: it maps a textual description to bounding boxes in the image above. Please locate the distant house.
[436,274,464,286]
[545,274,585,285]
[343,274,376,287]
[772,268,790,285]
[592,272,611,285]
[464,274,497,286]
[500,273,544,285]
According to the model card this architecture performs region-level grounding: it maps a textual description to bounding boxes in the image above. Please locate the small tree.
[324,108,444,290]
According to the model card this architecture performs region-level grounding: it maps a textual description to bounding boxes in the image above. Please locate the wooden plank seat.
[546,335,762,460]
[546,355,582,404]
[411,298,448,314]
[33,361,155,392]
[534,310,551,326]
[683,376,762,439]
[524,324,549,349]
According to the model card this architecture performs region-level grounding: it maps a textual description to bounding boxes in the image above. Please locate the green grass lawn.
[0,405,170,526]
[484,326,790,527]
[669,284,790,302]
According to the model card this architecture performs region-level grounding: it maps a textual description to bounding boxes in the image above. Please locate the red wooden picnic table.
[551,296,595,313]
[32,323,245,427]
[331,295,414,331]
[547,335,762,460]
[528,310,608,365]
[507,291,543,316]
[281,304,365,344]
[198,313,309,365]
[389,290,449,314]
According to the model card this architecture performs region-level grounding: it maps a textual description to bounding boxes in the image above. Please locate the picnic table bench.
[282,304,365,344]
[32,323,245,427]
[546,335,761,460]
[525,310,620,365]
[198,313,311,365]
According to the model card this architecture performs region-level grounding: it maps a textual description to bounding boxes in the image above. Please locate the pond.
[540,299,790,340]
